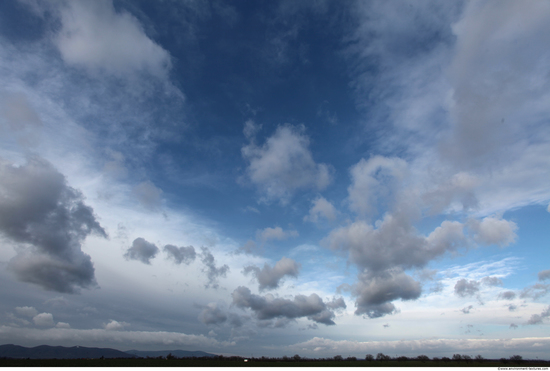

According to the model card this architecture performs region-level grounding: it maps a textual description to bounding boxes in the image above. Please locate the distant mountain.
[0,344,136,359]
[125,349,218,358]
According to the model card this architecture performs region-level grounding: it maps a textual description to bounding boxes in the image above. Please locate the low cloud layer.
[124,238,159,265]
[231,286,345,326]
[243,257,300,291]
[0,156,106,293]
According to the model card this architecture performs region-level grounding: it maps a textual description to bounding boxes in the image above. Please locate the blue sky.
[1,0,550,359]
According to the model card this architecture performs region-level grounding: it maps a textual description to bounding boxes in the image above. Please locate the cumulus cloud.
[198,303,227,325]
[538,269,550,281]
[200,247,229,289]
[520,283,550,300]
[353,270,421,318]
[163,244,196,265]
[257,226,298,242]
[55,322,71,329]
[132,181,163,211]
[124,238,159,265]
[0,156,106,293]
[15,306,38,318]
[104,320,130,331]
[468,216,518,247]
[243,257,300,291]
[33,313,55,327]
[304,196,337,223]
[231,286,344,326]
[454,279,480,297]
[347,156,407,217]
[526,306,550,325]
[241,124,332,204]
[51,0,171,78]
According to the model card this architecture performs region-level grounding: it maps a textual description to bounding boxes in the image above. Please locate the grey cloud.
[538,269,550,281]
[326,297,346,310]
[499,291,516,300]
[454,279,480,297]
[15,306,38,318]
[510,323,518,329]
[481,276,503,286]
[241,124,332,204]
[460,305,473,314]
[0,91,42,147]
[243,257,300,291]
[0,156,106,293]
[33,312,54,327]
[526,306,550,325]
[132,181,163,211]
[421,172,479,214]
[468,216,517,247]
[353,270,421,318]
[200,247,229,289]
[198,303,227,325]
[163,244,196,265]
[124,238,159,265]
[231,286,340,325]
[304,196,337,223]
[520,283,550,300]
[508,304,517,312]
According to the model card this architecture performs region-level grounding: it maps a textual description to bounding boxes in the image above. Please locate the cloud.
[538,269,550,281]
[347,156,407,217]
[353,269,421,318]
[454,279,480,297]
[132,181,163,211]
[15,306,38,318]
[198,303,227,325]
[241,124,332,204]
[200,247,229,289]
[231,286,343,326]
[104,320,130,331]
[468,216,518,247]
[0,156,106,293]
[304,196,337,223]
[163,244,196,265]
[51,0,171,78]
[243,257,300,291]
[526,306,550,325]
[56,322,70,329]
[481,276,503,286]
[124,238,159,265]
[510,323,518,329]
[257,226,298,242]
[0,91,42,147]
[499,291,516,300]
[460,305,473,314]
[33,313,55,327]
[520,283,550,300]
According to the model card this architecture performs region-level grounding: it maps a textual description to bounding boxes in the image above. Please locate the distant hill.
[125,349,218,358]
[0,344,136,359]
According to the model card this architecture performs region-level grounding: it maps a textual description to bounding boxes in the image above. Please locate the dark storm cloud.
[353,269,421,318]
[231,286,344,326]
[124,238,159,264]
[0,156,106,293]
[198,303,227,325]
[454,279,480,297]
[243,257,300,291]
[163,244,196,265]
[538,269,550,281]
[200,247,229,289]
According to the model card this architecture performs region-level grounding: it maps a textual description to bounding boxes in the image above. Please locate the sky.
[0,0,550,360]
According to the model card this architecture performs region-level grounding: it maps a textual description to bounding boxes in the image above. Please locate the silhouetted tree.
[365,354,374,361]
[441,357,451,362]
[293,354,301,361]
[510,355,523,364]
[475,355,484,362]
[417,355,430,362]
[346,356,357,361]
[376,353,391,361]
[333,355,343,361]
[452,354,462,362]
[397,356,409,362]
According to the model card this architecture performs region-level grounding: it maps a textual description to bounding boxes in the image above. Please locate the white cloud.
[33,313,55,327]
[55,322,70,329]
[104,320,129,331]
[242,124,332,204]
[243,257,301,291]
[468,216,518,247]
[53,0,171,78]
[304,197,337,223]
